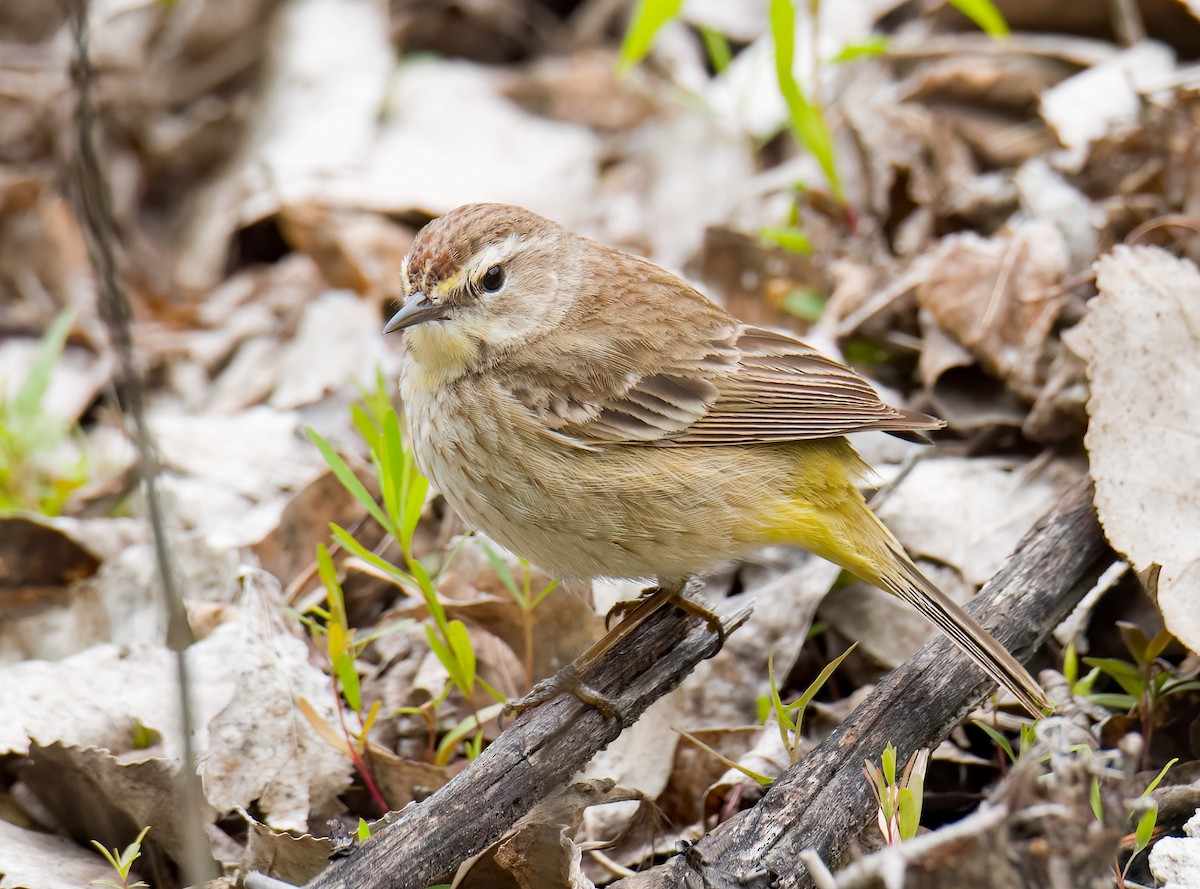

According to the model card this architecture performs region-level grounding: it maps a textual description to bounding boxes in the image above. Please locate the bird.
[384,202,1051,717]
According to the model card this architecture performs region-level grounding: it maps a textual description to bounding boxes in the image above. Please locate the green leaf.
[374,409,404,537]
[401,468,428,555]
[947,0,1010,37]
[972,720,1016,764]
[677,728,773,786]
[768,0,842,199]
[316,544,349,630]
[356,817,371,840]
[434,702,506,766]
[1082,657,1145,699]
[447,620,476,692]
[329,524,418,593]
[781,289,825,322]
[1063,643,1078,687]
[333,651,361,713]
[760,225,813,255]
[1019,721,1037,756]
[1134,801,1157,852]
[482,543,522,603]
[425,623,466,692]
[412,558,446,628]
[698,25,733,73]
[307,427,391,533]
[1144,628,1174,663]
[1142,757,1178,797]
[1090,776,1103,821]
[791,642,857,713]
[766,652,795,750]
[13,310,73,421]
[1087,692,1138,711]
[89,840,121,869]
[1162,678,1200,696]
[531,578,559,608]
[881,742,897,787]
[897,787,919,840]
[618,0,686,72]
[1117,622,1149,667]
[756,695,771,724]
[830,34,888,63]
[350,403,381,456]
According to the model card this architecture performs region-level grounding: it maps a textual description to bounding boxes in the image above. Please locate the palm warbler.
[384,203,1049,716]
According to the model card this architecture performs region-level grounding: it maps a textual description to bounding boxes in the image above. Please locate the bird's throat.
[404,323,476,388]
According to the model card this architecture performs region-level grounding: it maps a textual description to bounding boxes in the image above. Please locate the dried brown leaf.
[1065,245,1200,653]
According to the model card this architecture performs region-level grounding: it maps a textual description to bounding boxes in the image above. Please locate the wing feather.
[506,290,941,447]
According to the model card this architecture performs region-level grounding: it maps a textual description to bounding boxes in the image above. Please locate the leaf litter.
[1,0,1199,886]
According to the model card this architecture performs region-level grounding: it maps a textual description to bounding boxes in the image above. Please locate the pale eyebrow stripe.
[467,233,525,280]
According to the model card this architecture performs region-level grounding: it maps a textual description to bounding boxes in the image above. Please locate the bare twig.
[65,1,215,881]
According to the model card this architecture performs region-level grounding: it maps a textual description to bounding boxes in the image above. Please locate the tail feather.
[876,554,1051,716]
[774,440,1051,715]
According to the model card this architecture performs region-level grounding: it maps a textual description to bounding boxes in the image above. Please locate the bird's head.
[384,203,581,377]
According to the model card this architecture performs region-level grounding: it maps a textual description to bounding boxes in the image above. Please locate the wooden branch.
[304,599,749,889]
[612,478,1108,889]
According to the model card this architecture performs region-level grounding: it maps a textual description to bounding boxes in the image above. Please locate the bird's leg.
[604,584,669,629]
[609,583,720,638]
[504,582,727,721]
[503,585,677,721]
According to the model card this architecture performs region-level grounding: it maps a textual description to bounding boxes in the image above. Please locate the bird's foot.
[502,663,623,722]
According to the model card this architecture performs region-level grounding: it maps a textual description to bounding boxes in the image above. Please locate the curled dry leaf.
[1064,245,1200,654]
[20,741,179,872]
[0,818,114,889]
[453,822,594,889]
[1040,42,1175,173]
[197,625,353,833]
[916,220,1069,407]
[240,808,335,885]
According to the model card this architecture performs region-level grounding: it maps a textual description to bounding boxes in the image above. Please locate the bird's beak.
[383,292,448,334]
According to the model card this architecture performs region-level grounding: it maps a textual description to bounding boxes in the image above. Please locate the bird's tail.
[770,440,1050,715]
[857,507,1051,717]
[874,546,1050,716]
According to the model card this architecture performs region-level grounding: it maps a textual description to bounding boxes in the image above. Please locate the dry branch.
[303,599,748,889]
[611,478,1107,889]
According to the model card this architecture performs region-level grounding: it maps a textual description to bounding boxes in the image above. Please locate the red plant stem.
[330,672,390,816]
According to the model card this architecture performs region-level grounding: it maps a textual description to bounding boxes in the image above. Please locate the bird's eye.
[481,264,505,293]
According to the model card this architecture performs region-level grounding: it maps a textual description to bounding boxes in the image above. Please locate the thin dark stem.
[65,1,214,880]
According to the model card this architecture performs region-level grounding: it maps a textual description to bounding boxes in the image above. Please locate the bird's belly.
[402,383,797,584]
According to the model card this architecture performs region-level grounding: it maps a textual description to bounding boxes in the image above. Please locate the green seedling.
[972,717,1038,768]
[679,643,856,786]
[1074,628,1200,767]
[308,370,504,764]
[0,310,88,516]
[89,826,150,889]
[1117,758,1177,888]
[758,644,857,763]
[863,742,928,846]
[482,543,558,692]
